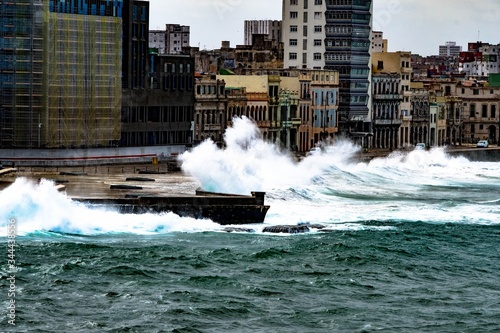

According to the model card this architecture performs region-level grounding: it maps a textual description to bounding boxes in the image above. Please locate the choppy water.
[1,118,500,332]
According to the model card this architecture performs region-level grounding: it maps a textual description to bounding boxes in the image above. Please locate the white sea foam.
[0,178,219,236]
[1,117,499,236]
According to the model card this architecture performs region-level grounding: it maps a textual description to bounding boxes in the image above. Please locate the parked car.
[306,147,321,156]
[415,143,426,150]
[476,140,489,148]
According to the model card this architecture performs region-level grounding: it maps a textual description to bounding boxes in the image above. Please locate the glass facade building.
[49,0,123,17]
[324,0,372,131]
[0,0,123,147]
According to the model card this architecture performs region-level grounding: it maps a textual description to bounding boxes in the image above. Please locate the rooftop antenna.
[478,30,480,41]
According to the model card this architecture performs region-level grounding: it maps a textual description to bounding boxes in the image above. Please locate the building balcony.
[372,94,403,100]
[374,119,403,126]
[279,118,302,128]
[203,125,222,131]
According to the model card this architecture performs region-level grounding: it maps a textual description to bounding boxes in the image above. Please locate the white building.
[439,41,462,57]
[244,20,282,47]
[282,0,326,69]
[149,24,190,55]
[149,30,166,54]
[372,31,387,53]
[459,42,499,76]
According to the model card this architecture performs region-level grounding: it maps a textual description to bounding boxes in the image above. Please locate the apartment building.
[282,0,372,135]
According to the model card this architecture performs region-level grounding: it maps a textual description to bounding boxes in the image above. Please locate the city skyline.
[148,0,500,56]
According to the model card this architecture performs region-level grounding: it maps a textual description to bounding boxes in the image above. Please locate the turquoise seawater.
[2,223,500,332]
[1,119,500,332]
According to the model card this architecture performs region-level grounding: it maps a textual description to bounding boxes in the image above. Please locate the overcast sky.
[148,0,500,56]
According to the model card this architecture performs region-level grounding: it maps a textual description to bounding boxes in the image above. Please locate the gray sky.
[148,0,500,56]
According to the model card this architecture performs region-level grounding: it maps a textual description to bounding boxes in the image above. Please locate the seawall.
[0,146,187,167]
[445,147,500,162]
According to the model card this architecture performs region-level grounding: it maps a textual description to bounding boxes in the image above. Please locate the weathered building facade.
[194,75,227,146]
[372,73,402,149]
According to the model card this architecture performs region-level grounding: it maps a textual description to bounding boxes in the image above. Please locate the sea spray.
[179,116,361,194]
[0,178,219,236]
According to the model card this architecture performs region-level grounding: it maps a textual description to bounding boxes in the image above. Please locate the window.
[473,89,479,95]
[314,0,322,4]
[470,104,475,117]
[289,52,297,60]
[314,53,322,60]
[290,25,298,32]
[290,0,298,4]
[491,104,496,118]
[377,61,383,70]
[314,12,322,19]
[482,104,488,118]
[290,11,298,19]
[314,39,322,46]
[314,25,322,32]
[289,39,298,46]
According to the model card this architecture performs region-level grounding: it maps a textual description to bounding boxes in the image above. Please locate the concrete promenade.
[0,145,188,167]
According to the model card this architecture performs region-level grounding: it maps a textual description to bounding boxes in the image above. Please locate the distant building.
[149,30,167,54]
[459,42,499,77]
[244,20,282,48]
[439,41,462,57]
[0,0,123,148]
[372,31,388,53]
[185,39,283,76]
[149,24,190,55]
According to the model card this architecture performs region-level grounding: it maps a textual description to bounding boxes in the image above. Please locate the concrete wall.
[446,147,500,162]
[0,145,187,166]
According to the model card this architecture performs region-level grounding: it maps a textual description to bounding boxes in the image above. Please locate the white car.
[476,140,489,148]
[306,147,321,156]
[415,143,426,150]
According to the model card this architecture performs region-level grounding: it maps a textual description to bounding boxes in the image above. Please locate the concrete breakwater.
[0,164,270,225]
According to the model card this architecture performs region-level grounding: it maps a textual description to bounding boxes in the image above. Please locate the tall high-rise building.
[282,0,372,133]
[0,0,123,148]
[122,0,149,89]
